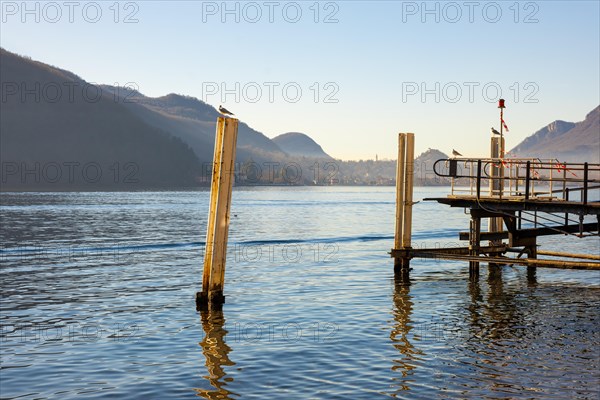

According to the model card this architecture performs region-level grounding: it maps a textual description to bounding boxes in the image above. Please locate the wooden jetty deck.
[391,134,600,277]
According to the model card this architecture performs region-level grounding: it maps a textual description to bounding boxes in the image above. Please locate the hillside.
[272,132,332,159]
[510,106,599,162]
[101,86,288,164]
[413,148,451,185]
[0,48,201,190]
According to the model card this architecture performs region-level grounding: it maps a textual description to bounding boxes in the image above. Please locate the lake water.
[1,187,599,399]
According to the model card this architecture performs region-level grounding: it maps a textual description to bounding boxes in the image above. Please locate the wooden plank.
[391,245,507,257]
[458,222,599,241]
[425,197,600,214]
[391,250,600,270]
[537,250,600,261]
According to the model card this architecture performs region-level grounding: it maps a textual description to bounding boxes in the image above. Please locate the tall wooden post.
[197,117,239,309]
[468,211,481,279]
[394,134,406,254]
[403,134,415,249]
[490,99,506,246]
[489,135,504,246]
[394,133,415,274]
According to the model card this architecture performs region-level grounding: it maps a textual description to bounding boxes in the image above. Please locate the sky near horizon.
[1,1,599,160]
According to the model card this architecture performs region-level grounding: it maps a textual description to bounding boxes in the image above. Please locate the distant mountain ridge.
[2,47,596,191]
[272,132,332,159]
[510,106,599,162]
[0,48,336,190]
[1,48,201,190]
[100,85,288,163]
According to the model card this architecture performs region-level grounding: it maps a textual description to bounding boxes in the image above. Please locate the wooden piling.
[393,133,415,273]
[197,117,239,309]
[394,134,406,256]
[403,134,415,250]
[489,136,504,244]
[468,212,481,279]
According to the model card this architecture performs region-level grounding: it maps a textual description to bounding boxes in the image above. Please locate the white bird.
[218,105,234,116]
[491,127,501,135]
[452,149,463,157]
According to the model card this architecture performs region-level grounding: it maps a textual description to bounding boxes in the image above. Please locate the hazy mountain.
[414,148,449,167]
[0,48,201,190]
[413,148,451,185]
[272,132,332,159]
[0,49,298,190]
[100,85,288,165]
[510,106,599,162]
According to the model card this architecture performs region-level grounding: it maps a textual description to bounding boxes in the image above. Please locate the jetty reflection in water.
[471,266,534,342]
[390,272,423,393]
[195,310,237,399]
[389,267,549,395]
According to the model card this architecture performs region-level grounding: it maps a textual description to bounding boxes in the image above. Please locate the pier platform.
[391,153,600,275]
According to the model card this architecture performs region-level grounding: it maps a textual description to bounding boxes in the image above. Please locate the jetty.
[391,135,599,277]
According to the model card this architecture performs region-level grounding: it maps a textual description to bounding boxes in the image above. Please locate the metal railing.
[433,158,600,204]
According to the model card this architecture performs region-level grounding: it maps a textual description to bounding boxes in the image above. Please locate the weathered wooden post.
[393,133,415,274]
[403,134,415,249]
[468,211,481,279]
[197,116,239,309]
[394,134,406,258]
[489,99,506,248]
[489,135,504,242]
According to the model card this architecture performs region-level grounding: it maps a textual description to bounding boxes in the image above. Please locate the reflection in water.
[467,268,528,342]
[467,277,483,333]
[390,273,423,393]
[526,266,537,287]
[195,310,237,399]
[463,267,538,395]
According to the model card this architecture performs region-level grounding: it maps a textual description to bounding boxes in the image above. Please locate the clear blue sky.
[2,1,599,159]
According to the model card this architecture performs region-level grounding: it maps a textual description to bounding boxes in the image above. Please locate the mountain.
[1,49,341,190]
[510,106,599,162]
[413,148,450,185]
[0,48,201,190]
[100,86,288,165]
[414,148,449,168]
[272,132,332,159]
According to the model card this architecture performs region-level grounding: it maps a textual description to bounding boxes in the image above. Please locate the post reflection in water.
[194,309,238,400]
[390,272,423,393]
[526,266,537,287]
[468,267,526,342]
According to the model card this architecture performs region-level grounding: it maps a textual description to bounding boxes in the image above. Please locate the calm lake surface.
[1,187,599,399]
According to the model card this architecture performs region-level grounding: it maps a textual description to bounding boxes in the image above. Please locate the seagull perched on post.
[452,149,463,157]
[491,127,501,135]
[218,105,234,117]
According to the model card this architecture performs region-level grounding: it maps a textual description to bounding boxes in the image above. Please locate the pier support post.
[489,136,504,244]
[524,236,537,282]
[394,133,415,274]
[468,212,481,279]
[197,117,239,309]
